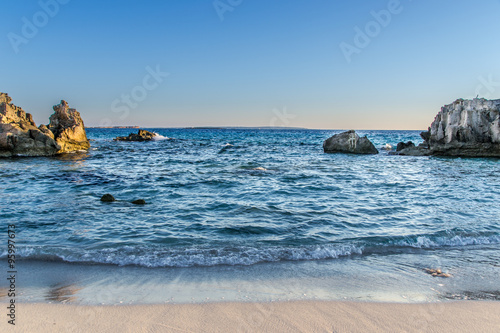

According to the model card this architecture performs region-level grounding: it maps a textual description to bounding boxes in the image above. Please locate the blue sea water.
[1,128,499,304]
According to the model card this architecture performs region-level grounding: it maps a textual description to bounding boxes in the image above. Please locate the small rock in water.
[438,273,452,278]
[424,268,451,278]
[100,194,116,202]
[323,130,379,154]
[396,141,415,152]
[132,199,146,205]
[114,130,157,142]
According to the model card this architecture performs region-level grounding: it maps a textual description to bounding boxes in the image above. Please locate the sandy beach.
[3,300,499,332]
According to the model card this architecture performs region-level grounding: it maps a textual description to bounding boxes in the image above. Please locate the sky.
[1,0,500,130]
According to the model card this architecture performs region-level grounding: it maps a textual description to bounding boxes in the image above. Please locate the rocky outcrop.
[323,130,378,155]
[0,93,59,157]
[114,130,157,142]
[49,100,90,153]
[0,93,89,157]
[397,98,500,157]
[396,141,415,152]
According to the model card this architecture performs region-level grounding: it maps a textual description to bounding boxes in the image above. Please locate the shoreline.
[8,257,500,305]
[3,300,500,332]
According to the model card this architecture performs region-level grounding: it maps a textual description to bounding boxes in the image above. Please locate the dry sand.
[3,300,500,332]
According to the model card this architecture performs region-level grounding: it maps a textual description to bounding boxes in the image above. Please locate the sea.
[1,128,499,305]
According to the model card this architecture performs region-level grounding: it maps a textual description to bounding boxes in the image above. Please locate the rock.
[49,100,90,153]
[391,144,429,156]
[393,141,424,156]
[114,130,157,142]
[131,199,146,205]
[1,93,59,157]
[0,93,90,157]
[438,273,452,278]
[424,268,451,278]
[100,194,116,202]
[323,130,378,154]
[38,124,54,139]
[396,141,415,151]
[396,98,500,157]
[420,130,430,144]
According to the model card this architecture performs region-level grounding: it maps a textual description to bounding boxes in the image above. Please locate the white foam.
[6,234,499,268]
[4,244,363,268]
[392,234,500,248]
[152,133,170,141]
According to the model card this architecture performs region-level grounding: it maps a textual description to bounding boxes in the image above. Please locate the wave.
[3,231,499,268]
[152,133,170,140]
[3,244,362,268]
[388,234,500,248]
[218,143,234,154]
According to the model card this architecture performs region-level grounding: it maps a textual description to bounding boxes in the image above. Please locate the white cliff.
[398,98,500,157]
[428,98,500,146]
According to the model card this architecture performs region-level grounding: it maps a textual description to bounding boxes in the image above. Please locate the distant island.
[183,126,308,130]
[88,126,140,129]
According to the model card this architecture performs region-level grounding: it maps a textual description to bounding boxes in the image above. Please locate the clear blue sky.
[2,0,500,129]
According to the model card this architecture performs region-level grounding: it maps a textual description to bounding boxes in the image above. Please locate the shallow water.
[1,129,499,304]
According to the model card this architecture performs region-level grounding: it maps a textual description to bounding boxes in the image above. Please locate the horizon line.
[86,126,426,131]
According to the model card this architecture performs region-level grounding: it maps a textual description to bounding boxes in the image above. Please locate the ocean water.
[1,129,499,304]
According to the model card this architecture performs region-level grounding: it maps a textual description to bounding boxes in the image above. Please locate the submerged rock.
[131,199,146,205]
[114,130,157,142]
[396,98,500,157]
[323,130,378,155]
[0,93,89,157]
[424,268,452,278]
[100,194,116,202]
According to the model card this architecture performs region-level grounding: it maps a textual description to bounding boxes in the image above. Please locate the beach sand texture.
[3,300,500,332]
